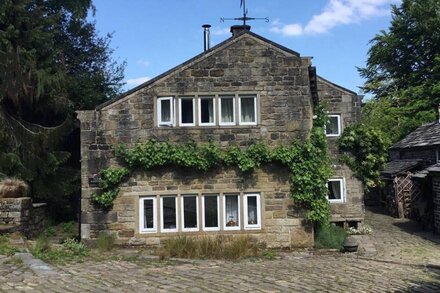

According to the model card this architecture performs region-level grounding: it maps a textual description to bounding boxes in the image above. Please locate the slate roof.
[381,159,423,178]
[391,122,440,149]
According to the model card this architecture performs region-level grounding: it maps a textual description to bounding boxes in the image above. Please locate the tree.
[0,0,125,219]
[359,0,440,142]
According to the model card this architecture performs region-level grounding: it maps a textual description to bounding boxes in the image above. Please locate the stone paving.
[1,207,440,292]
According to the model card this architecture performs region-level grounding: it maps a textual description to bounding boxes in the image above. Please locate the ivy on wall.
[92,105,332,226]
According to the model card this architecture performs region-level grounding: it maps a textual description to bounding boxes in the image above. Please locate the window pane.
[326,116,339,135]
[241,97,255,123]
[328,181,342,200]
[247,196,258,225]
[181,99,194,124]
[160,99,171,122]
[183,196,197,229]
[225,195,239,227]
[143,199,154,229]
[221,98,234,123]
[162,197,177,229]
[204,195,218,228]
[201,98,214,123]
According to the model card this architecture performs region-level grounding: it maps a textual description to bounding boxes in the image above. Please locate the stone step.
[0,224,20,234]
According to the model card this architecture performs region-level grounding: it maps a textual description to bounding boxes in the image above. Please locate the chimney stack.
[202,24,211,52]
[230,24,251,36]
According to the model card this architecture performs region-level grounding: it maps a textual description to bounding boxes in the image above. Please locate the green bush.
[314,224,347,250]
[31,238,89,265]
[97,233,116,252]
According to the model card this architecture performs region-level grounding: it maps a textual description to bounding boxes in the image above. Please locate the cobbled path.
[1,207,440,292]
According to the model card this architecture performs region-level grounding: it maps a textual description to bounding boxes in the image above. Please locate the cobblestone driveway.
[1,207,440,292]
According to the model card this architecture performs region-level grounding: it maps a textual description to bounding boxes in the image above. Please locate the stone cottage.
[382,116,440,230]
[77,25,364,248]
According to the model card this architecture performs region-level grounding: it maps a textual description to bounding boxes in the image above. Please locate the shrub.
[31,238,89,264]
[97,233,116,252]
[160,235,259,260]
[314,224,347,250]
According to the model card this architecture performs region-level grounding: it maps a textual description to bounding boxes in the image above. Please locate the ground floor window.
[327,178,345,203]
[139,192,262,234]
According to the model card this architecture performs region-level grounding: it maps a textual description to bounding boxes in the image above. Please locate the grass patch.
[314,224,347,250]
[31,237,89,265]
[158,235,260,260]
[0,234,18,256]
[97,233,116,252]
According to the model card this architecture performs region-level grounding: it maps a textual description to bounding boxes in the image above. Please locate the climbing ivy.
[92,105,332,226]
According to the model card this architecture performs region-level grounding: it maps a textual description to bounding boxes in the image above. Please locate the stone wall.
[0,198,47,237]
[317,77,365,222]
[81,166,313,248]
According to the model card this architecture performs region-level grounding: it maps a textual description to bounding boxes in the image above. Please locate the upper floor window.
[239,95,257,125]
[179,97,195,126]
[326,114,341,137]
[327,178,345,203]
[199,96,216,126]
[157,97,174,126]
[156,94,258,127]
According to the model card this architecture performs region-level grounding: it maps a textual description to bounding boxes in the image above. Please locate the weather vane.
[220,0,269,25]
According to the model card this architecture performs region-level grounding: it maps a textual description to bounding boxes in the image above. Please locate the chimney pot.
[230,24,251,36]
[202,24,211,51]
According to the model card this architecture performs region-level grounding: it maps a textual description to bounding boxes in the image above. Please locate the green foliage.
[91,167,129,208]
[359,0,440,142]
[32,237,89,265]
[314,224,347,250]
[97,233,116,252]
[0,235,19,256]
[338,124,391,190]
[105,105,332,225]
[0,0,124,219]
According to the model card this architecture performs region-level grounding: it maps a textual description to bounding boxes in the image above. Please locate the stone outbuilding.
[77,25,364,248]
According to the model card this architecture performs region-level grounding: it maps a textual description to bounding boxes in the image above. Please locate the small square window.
[181,195,199,232]
[140,197,157,233]
[328,179,345,203]
[160,196,178,232]
[202,194,219,231]
[179,97,195,126]
[326,115,341,136]
[223,194,240,230]
[199,97,216,126]
[157,97,174,126]
[239,96,257,125]
[244,193,261,229]
[219,96,235,125]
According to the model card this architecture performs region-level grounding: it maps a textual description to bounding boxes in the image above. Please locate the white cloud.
[270,0,399,37]
[137,59,150,67]
[126,76,150,87]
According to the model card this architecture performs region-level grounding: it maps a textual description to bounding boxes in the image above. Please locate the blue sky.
[91,0,400,95]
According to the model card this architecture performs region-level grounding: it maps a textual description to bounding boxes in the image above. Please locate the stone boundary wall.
[0,197,47,237]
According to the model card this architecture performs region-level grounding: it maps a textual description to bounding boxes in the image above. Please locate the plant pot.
[343,236,358,253]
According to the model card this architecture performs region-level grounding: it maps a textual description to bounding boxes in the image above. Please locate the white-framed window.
[157,97,174,126]
[160,196,178,232]
[244,193,261,229]
[327,178,345,203]
[223,194,240,230]
[198,96,216,126]
[239,95,257,125]
[219,96,236,126]
[326,114,341,137]
[181,195,199,232]
[202,194,220,231]
[179,97,195,126]
[139,197,157,233]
